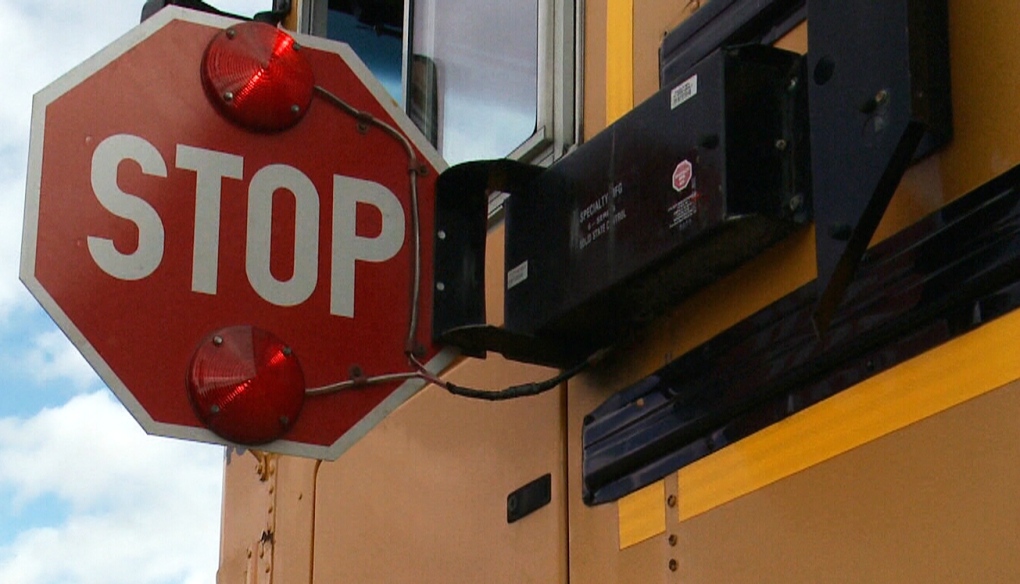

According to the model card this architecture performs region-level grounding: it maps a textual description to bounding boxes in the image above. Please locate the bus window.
[301,0,574,168]
[410,0,539,164]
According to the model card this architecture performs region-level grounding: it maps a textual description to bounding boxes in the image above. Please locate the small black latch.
[507,474,552,524]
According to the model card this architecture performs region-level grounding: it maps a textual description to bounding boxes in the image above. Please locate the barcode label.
[507,261,529,290]
[670,75,698,110]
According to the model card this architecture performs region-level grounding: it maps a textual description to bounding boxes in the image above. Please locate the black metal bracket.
[141,0,292,25]
[432,160,588,368]
[808,0,952,332]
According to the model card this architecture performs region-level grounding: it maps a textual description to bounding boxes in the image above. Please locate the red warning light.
[201,21,315,132]
[186,325,306,445]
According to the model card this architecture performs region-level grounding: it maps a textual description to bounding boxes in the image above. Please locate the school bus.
[214,0,1020,581]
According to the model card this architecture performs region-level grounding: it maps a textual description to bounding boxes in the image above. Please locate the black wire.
[441,350,607,401]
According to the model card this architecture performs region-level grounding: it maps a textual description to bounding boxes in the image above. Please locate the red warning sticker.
[672,160,693,192]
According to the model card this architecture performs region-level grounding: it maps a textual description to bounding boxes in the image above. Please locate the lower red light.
[186,325,305,445]
[202,21,315,132]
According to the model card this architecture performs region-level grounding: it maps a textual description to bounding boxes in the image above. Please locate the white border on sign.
[20,6,455,460]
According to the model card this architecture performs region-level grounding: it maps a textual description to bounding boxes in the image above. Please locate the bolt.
[210,405,221,415]
[667,494,677,508]
[437,230,447,240]
[669,534,678,546]
[775,138,788,151]
[788,194,804,212]
[223,91,234,102]
[669,559,678,572]
[436,282,446,292]
[226,28,236,39]
[212,335,224,346]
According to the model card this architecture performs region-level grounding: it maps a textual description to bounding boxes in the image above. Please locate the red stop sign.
[20,8,451,459]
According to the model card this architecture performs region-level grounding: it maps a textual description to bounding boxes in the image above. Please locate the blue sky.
[0,2,275,582]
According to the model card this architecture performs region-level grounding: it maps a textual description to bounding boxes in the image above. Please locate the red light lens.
[202,22,315,132]
[186,325,305,445]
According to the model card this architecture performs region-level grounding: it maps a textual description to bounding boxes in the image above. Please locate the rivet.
[667,494,677,508]
[437,230,447,240]
[210,405,220,415]
[774,138,788,151]
[282,346,293,357]
[212,335,224,346]
[291,104,301,115]
[436,282,446,292]
[292,42,302,51]
[223,92,234,102]
[226,28,236,39]
[875,89,889,105]
[787,77,799,91]
[668,534,678,546]
[669,559,678,572]
[635,398,645,408]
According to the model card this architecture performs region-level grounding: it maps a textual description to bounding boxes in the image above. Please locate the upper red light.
[186,325,306,445]
[201,21,315,132]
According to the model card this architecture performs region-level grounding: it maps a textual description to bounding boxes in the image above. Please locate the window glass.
[411,0,539,165]
[325,5,403,101]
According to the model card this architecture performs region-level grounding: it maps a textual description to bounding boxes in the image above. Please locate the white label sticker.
[670,74,698,110]
[507,261,529,290]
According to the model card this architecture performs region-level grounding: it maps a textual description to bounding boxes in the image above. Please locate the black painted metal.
[433,47,809,367]
[659,0,806,88]
[507,474,553,524]
[808,0,952,332]
[582,165,1020,505]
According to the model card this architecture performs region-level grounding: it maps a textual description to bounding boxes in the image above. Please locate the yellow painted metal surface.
[605,0,634,123]
[310,358,567,584]
[617,480,665,548]
[218,2,1020,583]
[679,306,1020,521]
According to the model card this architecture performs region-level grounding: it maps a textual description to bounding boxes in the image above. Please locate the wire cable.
[305,84,613,399]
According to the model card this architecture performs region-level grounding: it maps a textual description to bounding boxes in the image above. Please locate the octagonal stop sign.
[20,8,452,459]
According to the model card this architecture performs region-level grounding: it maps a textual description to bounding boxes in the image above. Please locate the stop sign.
[20,8,452,459]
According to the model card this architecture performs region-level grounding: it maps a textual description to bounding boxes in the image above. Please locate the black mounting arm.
[808,0,952,333]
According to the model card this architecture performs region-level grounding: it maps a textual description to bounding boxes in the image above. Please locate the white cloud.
[20,330,101,393]
[0,391,223,584]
